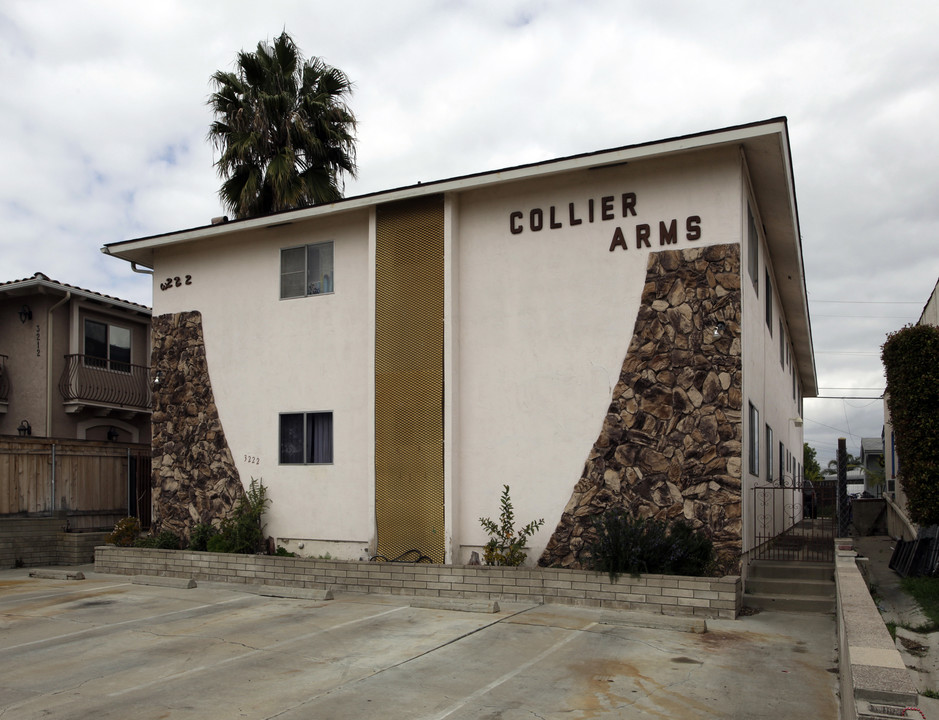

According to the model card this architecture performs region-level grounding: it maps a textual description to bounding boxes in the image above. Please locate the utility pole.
[838,438,850,537]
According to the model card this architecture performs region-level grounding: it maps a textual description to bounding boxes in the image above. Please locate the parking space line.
[0,582,133,607]
[420,621,597,720]
[1,594,253,652]
[107,605,409,697]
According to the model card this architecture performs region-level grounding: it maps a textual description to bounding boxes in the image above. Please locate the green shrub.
[275,546,296,557]
[106,517,141,547]
[479,485,545,566]
[587,508,715,582]
[882,324,939,526]
[134,531,182,549]
[206,478,270,555]
[188,523,219,551]
[206,532,233,554]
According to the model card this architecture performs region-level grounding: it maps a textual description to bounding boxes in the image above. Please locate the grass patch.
[901,576,939,628]
[923,689,939,700]
[886,621,897,640]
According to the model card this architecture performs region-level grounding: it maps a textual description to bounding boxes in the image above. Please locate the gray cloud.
[2,0,937,466]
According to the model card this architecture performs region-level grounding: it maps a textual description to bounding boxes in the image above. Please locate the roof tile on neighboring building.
[0,272,150,313]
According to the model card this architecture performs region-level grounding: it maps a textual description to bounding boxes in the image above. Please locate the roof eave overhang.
[0,277,151,316]
[102,118,794,263]
[741,124,817,397]
[101,117,815,392]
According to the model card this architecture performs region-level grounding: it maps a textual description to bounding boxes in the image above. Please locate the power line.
[813,396,883,400]
[811,300,922,305]
[814,314,913,319]
[815,351,880,355]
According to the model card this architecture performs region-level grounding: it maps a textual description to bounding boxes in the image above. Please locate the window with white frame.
[749,402,760,476]
[279,412,333,464]
[779,441,785,483]
[84,319,131,372]
[280,242,334,299]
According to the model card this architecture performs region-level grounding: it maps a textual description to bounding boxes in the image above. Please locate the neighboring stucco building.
[0,273,152,442]
[103,118,816,573]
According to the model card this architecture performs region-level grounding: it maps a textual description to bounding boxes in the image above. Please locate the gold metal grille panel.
[375,195,445,562]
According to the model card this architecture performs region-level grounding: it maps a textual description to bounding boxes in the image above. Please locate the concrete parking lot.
[0,566,839,719]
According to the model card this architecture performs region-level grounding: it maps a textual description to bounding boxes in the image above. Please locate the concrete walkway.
[0,565,838,719]
[855,535,939,716]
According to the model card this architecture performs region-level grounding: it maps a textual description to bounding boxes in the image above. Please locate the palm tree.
[825,453,861,475]
[207,32,357,219]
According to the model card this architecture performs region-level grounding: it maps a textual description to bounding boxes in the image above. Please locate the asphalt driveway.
[0,566,839,719]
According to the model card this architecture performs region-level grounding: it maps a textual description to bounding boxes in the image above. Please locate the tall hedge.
[882,323,939,526]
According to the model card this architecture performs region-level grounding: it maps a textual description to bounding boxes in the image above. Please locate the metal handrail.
[58,354,152,410]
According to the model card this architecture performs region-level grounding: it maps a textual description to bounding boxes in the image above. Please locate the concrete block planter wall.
[94,545,741,619]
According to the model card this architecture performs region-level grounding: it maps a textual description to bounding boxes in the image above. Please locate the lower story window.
[280,412,333,464]
[748,402,760,476]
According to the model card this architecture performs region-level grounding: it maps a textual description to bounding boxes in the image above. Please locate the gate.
[752,478,838,562]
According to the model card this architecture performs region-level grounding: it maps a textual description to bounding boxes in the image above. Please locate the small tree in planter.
[479,485,544,566]
[206,478,270,554]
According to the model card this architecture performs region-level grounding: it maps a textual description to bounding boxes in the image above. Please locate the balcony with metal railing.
[58,354,152,415]
[0,354,9,413]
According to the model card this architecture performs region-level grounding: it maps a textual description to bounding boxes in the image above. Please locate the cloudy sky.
[2,1,937,467]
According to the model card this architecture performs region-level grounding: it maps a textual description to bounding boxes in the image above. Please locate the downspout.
[46,292,71,438]
[51,443,56,513]
[46,291,70,512]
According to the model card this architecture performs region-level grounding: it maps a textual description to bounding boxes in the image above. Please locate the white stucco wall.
[452,148,744,562]
[151,210,374,557]
[739,170,805,555]
[143,142,808,565]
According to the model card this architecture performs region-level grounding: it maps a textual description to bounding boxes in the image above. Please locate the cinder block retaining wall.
[835,538,918,720]
[0,517,106,568]
[95,546,742,619]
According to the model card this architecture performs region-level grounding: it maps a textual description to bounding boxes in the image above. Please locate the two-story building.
[103,118,817,574]
[0,273,152,535]
[0,272,152,442]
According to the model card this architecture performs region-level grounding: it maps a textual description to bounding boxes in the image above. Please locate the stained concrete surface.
[854,535,939,716]
[0,566,838,719]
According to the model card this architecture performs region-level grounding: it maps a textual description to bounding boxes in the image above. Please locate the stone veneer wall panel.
[540,244,743,572]
[150,311,244,540]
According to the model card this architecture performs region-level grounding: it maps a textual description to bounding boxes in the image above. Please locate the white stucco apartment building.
[104,118,816,573]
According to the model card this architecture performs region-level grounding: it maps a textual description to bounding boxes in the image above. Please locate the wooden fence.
[0,437,150,530]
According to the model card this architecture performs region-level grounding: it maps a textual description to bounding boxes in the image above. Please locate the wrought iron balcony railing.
[58,354,152,411]
[0,354,9,405]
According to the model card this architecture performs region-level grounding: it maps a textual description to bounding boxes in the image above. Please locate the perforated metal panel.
[375,196,445,563]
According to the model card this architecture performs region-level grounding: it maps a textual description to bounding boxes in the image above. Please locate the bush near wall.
[883,324,939,526]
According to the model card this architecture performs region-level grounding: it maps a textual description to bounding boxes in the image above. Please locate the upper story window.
[84,319,131,372]
[281,242,334,299]
[747,205,759,293]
